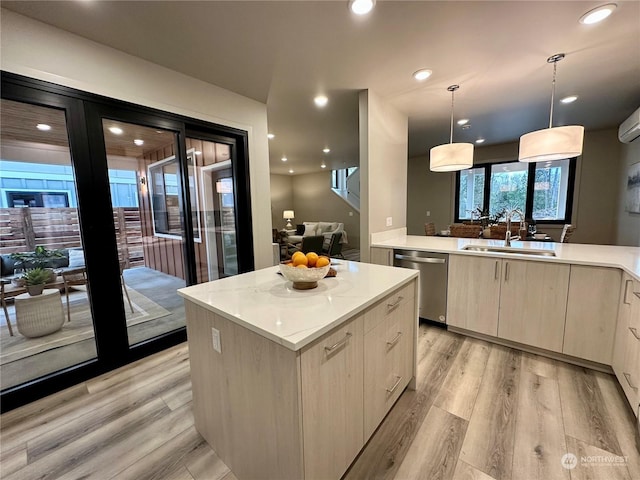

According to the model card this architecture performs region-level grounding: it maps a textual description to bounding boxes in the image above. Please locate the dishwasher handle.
[394,254,446,264]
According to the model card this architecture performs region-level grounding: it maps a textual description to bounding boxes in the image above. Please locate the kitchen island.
[178,261,419,480]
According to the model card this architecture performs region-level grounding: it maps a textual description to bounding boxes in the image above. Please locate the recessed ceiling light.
[349,0,375,15]
[475,138,485,144]
[579,3,617,24]
[413,69,432,81]
[289,169,294,174]
[267,133,275,139]
[195,151,202,155]
[36,124,51,131]
[109,127,123,135]
[321,163,327,169]
[462,124,471,130]
[560,95,578,104]
[457,119,469,126]
[314,95,329,108]
[133,139,144,146]
[323,148,331,154]
[281,156,287,162]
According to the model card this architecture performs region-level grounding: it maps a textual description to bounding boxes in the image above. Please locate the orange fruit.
[296,264,308,269]
[306,252,319,267]
[292,252,308,267]
[316,256,330,268]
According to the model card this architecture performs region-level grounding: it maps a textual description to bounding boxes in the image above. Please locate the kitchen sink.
[461,245,557,257]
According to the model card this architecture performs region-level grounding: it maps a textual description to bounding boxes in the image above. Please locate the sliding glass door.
[0,98,98,391]
[99,119,188,347]
[1,72,254,412]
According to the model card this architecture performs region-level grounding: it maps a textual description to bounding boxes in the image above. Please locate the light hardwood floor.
[1,323,638,480]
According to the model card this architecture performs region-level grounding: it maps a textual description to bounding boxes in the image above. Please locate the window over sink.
[455,157,576,224]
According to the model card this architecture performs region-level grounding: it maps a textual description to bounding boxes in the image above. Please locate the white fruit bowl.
[279,262,330,289]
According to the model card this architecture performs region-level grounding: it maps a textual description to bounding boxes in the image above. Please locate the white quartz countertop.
[371,235,640,281]
[177,261,418,351]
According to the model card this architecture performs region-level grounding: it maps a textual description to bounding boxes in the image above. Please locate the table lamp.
[283,210,295,229]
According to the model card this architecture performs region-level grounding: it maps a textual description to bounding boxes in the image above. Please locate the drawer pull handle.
[623,280,633,304]
[386,332,403,349]
[623,372,638,392]
[504,262,510,282]
[494,261,499,280]
[629,327,640,341]
[387,296,404,311]
[386,375,403,394]
[324,332,352,354]
[634,291,640,300]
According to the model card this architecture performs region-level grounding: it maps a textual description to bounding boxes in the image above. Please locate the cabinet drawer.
[363,299,414,440]
[363,281,415,334]
[620,328,640,412]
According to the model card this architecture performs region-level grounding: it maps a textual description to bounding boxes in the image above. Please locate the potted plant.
[22,268,51,296]
[10,246,65,282]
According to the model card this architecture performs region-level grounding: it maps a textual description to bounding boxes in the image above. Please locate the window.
[532,159,571,221]
[454,158,576,223]
[148,149,201,241]
[458,167,485,219]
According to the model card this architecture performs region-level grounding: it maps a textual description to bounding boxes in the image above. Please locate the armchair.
[322,232,344,259]
[287,235,325,257]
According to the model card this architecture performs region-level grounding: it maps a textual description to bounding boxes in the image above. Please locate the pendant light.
[519,53,584,163]
[430,85,474,172]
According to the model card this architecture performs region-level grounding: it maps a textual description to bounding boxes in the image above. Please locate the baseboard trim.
[447,326,613,373]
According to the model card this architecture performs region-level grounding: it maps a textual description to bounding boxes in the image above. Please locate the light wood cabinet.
[563,265,621,365]
[301,315,364,480]
[449,255,570,351]
[363,293,414,440]
[370,247,394,266]
[447,255,501,336]
[186,277,418,480]
[498,260,570,352]
[613,274,640,415]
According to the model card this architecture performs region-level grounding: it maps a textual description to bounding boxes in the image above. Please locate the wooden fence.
[0,207,144,267]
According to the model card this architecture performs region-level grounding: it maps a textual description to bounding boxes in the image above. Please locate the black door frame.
[1,71,254,412]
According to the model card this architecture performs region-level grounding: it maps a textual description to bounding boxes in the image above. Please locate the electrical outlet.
[349,211,353,217]
[386,217,393,227]
[212,327,221,353]
[426,211,431,217]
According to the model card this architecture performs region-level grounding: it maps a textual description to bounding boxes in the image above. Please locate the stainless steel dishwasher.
[393,250,448,324]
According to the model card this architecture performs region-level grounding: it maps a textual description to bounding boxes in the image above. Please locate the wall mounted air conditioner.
[619,106,640,143]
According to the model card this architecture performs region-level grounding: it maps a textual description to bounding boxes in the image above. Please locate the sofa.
[286,221,348,247]
[0,248,85,277]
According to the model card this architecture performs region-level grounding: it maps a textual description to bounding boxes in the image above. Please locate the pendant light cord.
[549,60,557,129]
[450,88,455,144]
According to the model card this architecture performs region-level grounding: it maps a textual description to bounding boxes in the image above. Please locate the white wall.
[1,9,273,269]
[407,128,623,245]
[616,139,640,246]
[359,90,408,261]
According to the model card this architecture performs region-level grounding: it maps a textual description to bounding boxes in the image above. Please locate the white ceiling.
[3,1,639,175]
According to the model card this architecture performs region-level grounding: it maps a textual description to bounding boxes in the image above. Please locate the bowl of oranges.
[280,251,331,290]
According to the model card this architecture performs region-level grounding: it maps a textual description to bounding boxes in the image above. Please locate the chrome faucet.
[505,209,525,246]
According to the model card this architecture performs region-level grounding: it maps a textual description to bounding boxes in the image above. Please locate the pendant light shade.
[430,143,474,171]
[519,53,584,163]
[518,125,584,162]
[430,85,474,172]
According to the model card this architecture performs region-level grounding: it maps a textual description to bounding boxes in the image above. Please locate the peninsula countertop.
[371,235,640,281]
[177,260,418,351]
